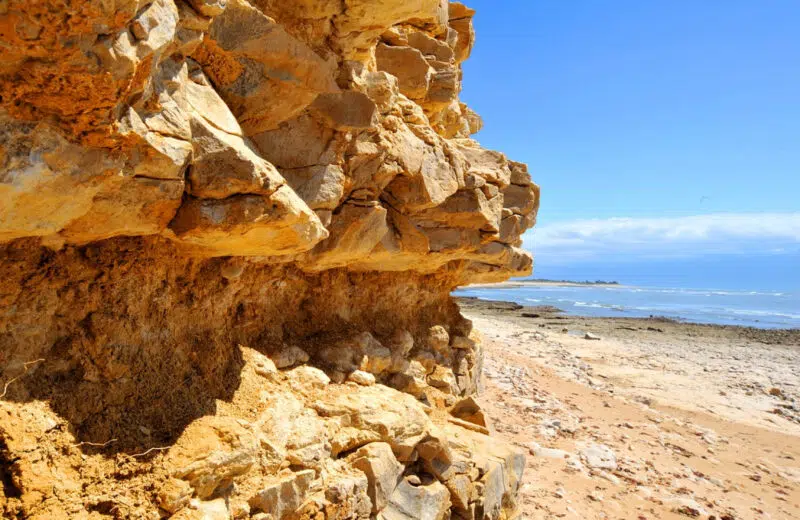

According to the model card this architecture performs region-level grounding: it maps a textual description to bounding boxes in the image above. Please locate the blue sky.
[460,1,800,286]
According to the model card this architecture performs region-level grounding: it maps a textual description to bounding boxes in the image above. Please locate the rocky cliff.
[0,1,539,518]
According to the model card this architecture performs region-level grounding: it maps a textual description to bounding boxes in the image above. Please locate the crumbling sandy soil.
[460,297,800,519]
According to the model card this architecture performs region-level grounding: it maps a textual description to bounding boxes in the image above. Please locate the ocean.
[454,283,800,329]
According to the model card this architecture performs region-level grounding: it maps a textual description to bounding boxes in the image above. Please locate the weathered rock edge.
[1,1,538,518]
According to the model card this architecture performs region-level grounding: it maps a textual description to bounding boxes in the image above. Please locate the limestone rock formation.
[0,1,538,518]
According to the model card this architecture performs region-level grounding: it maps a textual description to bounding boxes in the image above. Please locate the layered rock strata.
[0,1,539,518]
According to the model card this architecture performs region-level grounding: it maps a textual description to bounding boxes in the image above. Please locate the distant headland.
[466,279,622,288]
[527,278,620,286]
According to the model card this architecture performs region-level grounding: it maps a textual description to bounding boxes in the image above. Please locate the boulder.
[284,411,330,469]
[443,474,470,512]
[352,442,404,512]
[280,164,345,211]
[248,469,316,517]
[158,478,194,514]
[310,91,378,131]
[407,31,454,63]
[0,115,183,244]
[169,186,328,256]
[380,479,451,520]
[428,366,459,396]
[253,392,306,469]
[348,370,377,386]
[196,0,338,133]
[416,188,502,232]
[453,139,511,188]
[314,385,431,457]
[272,346,310,369]
[187,115,285,199]
[305,204,389,268]
[334,0,445,60]
[502,183,539,216]
[251,114,338,169]
[384,144,460,210]
[498,214,526,245]
[450,396,489,428]
[358,71,400,114]
[437,422,526,520]
[286,366,332,388]
[391,361,431,399]
[324,473,373,519]
[425,67,460,108]
[166,416,258,499]
[508,161,532,186]
[376,44,433,100]
[252,352,279,378]
[425,326,449,355]
[448,2,476,63]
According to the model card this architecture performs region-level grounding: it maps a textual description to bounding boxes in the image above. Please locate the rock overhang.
[0,0,538,282]
[0,1,537,518]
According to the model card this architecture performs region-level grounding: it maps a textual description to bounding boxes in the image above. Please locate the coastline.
[461,296,800,519]
[465,280,626,289]
[457,295,800,342]
[456,282,800,330]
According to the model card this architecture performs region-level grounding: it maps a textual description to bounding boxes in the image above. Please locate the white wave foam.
[726,309,800,320]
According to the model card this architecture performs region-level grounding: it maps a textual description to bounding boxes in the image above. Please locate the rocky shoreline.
[459,296,800,519]
[457,296,800,345]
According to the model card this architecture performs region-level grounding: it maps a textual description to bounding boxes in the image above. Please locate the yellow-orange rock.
[0,1,538,518]
[169,186,328,256]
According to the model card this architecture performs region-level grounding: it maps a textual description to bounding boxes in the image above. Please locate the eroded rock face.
[0,1,537,518]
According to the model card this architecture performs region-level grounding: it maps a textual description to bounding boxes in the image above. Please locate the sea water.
[454,284,800,329]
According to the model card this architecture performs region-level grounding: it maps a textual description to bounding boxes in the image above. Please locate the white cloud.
[523,213,800,263]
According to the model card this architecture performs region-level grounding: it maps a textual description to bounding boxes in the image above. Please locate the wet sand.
[459,297,800,519]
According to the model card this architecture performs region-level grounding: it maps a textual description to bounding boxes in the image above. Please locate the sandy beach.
[459,297,800,519]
